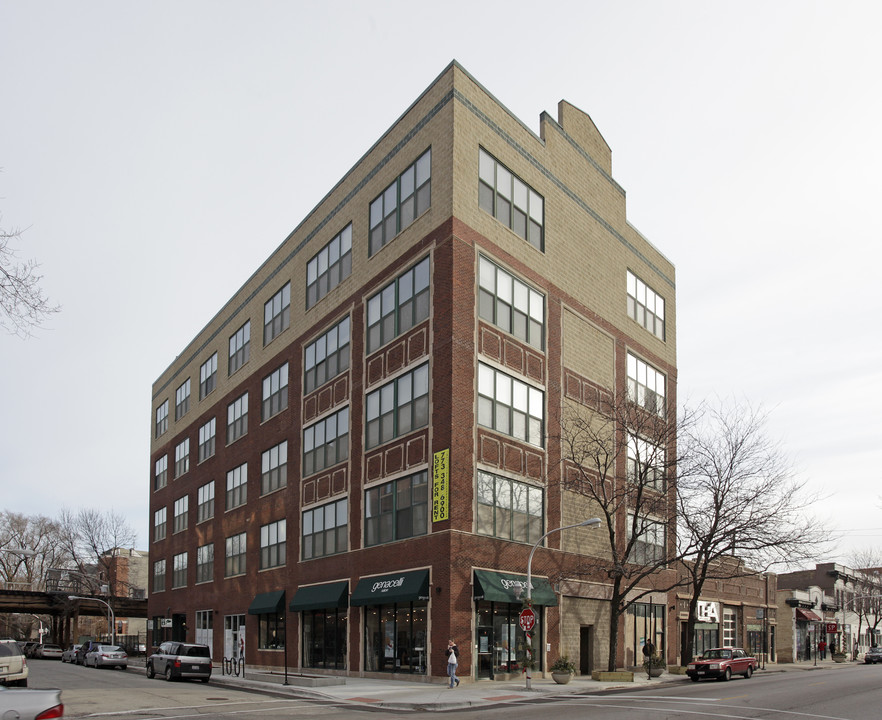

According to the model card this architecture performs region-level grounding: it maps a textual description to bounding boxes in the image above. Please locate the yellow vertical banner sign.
[432,448,450,522]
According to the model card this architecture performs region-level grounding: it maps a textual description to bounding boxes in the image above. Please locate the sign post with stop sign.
[519,607,535,632]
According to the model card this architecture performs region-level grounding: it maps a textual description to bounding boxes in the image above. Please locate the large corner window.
[303,407,349,477]
[627,434,665,491]
[627,271,665,341]
[476,471,543,543]
[305,316,351,395]
[477,363,544,447]
[307,224,352,309]
[626,353,666,417]
[479,148,544,251]
[369,149,431,255]
[478,256,545,350]
[364,472,428,547]
[365,363,429,449]
[366,257,430,354]
[302,498,348,560]
[627,514,666,565]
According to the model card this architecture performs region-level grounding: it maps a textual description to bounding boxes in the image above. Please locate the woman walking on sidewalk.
[446,639,460,688]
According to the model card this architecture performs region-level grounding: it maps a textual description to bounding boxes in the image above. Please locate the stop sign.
[519,607,536,632]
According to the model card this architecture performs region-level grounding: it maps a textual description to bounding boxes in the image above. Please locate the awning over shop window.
[795,608,822,622]
[350,569,430,606]
[473,569,558,607]
[289,581,349,612]
[247,590,286,615]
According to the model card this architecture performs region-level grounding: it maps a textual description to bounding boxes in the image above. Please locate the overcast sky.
[2,1,880,566]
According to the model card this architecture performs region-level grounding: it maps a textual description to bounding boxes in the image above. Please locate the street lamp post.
[524,517,602,690]
[70,595,115,646]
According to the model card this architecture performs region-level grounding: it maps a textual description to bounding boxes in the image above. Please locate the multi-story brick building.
[148,61,677,681]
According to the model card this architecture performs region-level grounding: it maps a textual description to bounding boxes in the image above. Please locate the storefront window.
[475,600,542,678]
[363,602,427,674]
[631,602,665,667]
[302,609,346,669]
[258,612,285,649]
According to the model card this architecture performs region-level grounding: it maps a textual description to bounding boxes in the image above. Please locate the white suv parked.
[0,639,28,687]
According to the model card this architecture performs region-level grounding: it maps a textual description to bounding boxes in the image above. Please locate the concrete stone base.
[591,670,634,682]
[667,666,688,674]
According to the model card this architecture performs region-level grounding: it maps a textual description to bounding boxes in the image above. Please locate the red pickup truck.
[686,647,757,682]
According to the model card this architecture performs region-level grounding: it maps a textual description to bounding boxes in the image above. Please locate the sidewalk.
[129,657,859,712]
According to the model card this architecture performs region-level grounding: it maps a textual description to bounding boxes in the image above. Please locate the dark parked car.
[865,646,882,664]
[686,647,757,681]
[146,642,212,682]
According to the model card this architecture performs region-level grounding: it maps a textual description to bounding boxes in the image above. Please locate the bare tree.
[0,510,65,590]
[1,209,60,338]
[847,548,882,651]
[677,400,827,664]
[556,387,689,672]
[55,508,137,595]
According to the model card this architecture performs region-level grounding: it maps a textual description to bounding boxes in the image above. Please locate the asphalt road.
[24,658,882,719]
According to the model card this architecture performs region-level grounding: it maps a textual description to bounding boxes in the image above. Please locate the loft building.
[148,61,677,680]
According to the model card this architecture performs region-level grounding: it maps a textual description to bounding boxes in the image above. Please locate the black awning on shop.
[473,569,557,606]
[247,590,286,615]
[289,581,349,612]
[350,569,430,606]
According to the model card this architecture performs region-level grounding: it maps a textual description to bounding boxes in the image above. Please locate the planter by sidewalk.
[551,672,572,684]
[549,655,576,684]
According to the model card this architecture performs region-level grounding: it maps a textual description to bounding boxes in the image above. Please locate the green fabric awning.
[473,569,558,606]
[247,590,286,615]
[289,581,349,612]
[350,569,430,606]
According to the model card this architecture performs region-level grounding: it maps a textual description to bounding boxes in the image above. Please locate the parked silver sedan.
[36,644,64,660]
[84,645,127,670]
[0,685,63,719]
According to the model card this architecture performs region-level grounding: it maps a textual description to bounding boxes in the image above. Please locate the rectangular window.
[153,559,166,593]
[226,463,247,510]
[302,498,348,560]
[154,455,167,491]
[628,514,666,565]
[478,256,545,350]
[261,441,288,495]
[627,435,665,491]
[154,507,167,542]
[197,481,215,523]
[307,224,353,309]
[195,610,213,647]
[723,608,737,647]
[479,148,544,251]
[627,353,666,416]
[304,316,350,395]
[366,257,430,354]
[196,543,214,584]
[260,519,286,570]
[199,352,218,399]
[364,472,428,547]
[303,407,349,476]
[227,392,248,443]
[173,495,189,534]
[175,378,191,420]
[172,552,188,589]
[155,400,169,438]
[477,363,544,447]
[627,271,665,341]
[365,363,429,450]
[369,149,431,255]
[259,612,285,650]
[174,438,190,478]
[264,282,291,345]
[225,532,246,577]
[198,418,216,463]
[262,363,289,421]
[476,471,544,544]
[229,321,251,375]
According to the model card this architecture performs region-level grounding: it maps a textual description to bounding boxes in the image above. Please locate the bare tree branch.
[1,210,60,338]
[676,399,829,663]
